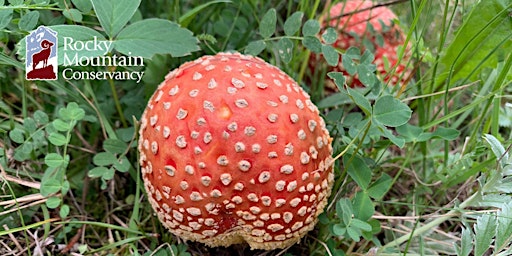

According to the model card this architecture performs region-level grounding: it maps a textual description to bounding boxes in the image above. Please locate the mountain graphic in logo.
[26,26,58,80]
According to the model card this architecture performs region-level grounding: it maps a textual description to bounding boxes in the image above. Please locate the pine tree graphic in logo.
[26,26,58,80]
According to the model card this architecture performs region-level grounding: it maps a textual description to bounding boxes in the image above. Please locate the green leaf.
[244,40,266,55]
[93,152,117,166]
[350,218,373,232]
[373,95,412,127]
[45,153,67,168]
[115,18,200,58]
[342,54,357,75]
[431,126,461,141]
[327,72,346,91]
[113,156,131,172]
[367,173,392,200]
[71,0,92,13]
[88,166,110,178]
[357,64,375,86]
[332,223,346,236]
[474,213,497,256]
[302,19,320,36]
[33,110,49,125]
[48,132,68,146]
[458,227,473,256]
[360,49,375,65]
[179,0,231,27]
[322,27,338,44]
[377,122,406,148]
[440,0,512,83]
[59,204,70,218]
[52,119,71,132]
[91,0,141,38]
[344,154,372,190]
[483,134,509,166]
[321,44,339,66]
[346,226,362,242]
[63,8,83,22]
[0,9,13,30]
[277,37,293,63]
[40,178,61,196]
[59,102,85,121]
[302,36,322,53]
[23,118,37,133]
[103,138,127,154]
[346,87,371,115]
[284,11,303,36]
[353,191,374,221]
[9,128,25,144]
[336,198,353,225]
[496,202,512,251]
[45,196,61,209]
[18,10,39,31]
[396,124,424,142]
[259,8,276,39]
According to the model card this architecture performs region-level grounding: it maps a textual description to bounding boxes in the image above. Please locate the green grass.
[1,0,512,255]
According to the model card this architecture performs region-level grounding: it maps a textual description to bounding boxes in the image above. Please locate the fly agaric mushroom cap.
[138,52,334,250]
[316,0,412,87]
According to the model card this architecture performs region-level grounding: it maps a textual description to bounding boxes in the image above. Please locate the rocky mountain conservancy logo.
[26,26,58,80]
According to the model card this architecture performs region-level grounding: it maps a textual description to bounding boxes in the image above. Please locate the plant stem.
[379,191,479,252]
[108,76,128,128]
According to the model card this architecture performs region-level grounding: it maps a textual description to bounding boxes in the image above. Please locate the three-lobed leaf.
[91,0,141,38]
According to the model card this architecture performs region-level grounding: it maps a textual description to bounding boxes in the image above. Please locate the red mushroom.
[317,0,412,87]
[138,52,334,250]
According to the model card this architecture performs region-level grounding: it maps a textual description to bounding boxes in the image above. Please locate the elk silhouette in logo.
[27,39,57,80]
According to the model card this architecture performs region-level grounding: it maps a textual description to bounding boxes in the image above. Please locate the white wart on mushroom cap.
[138,52,334,250]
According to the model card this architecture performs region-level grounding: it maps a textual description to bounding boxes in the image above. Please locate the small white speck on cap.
[227,87,237,94]
[290,113,299,123]
[252,143,261,153]
[210,189,222,198]
[268,151,278,158]
[296,99,305,109]
[250,206,261,214]
[256,82,268,89]
[287,181,298,192]
[194,146,203,154]
[192,72,203,81]
[190,191,203,201]
[238,160,251,172]
[275,180,286,191]
[254,73,263,79]
[151,141,158,154]
[201,176,211,186]
[227,122,238,132]
[169,85,179,96]
[267,101,278,107]
[164,165,175,176]
[234,142,246,152]
[231,78,245,88]
[163,102,171,110]
[150,115,158,126]
[279,95,288,103]
[298,129,306,140]
[217,155,229,166]
[220,173,232,185]
[208,78,217,89]
[189,89,199,97]
[273,79,282,86]
[163,126,171,138]
[224,65,232,72]
[176,135,187,148]
[275,198,286,207]
[261,196,271,206]
[203,132,212,144]
[185,165,195,175]
[235,99,249,108]
[154,90,163,102]
[308,120,317,132]
[205,65,215,71]
[180,181,189,190]
[284,143,294,156]
[266,135,278,144]
[244,126,256,136]
[267,113,278,123]
[258,171,271,183]
[300,152,310,164]
[186,207,202,216]
[309,146,318,159]
[197,117,207,126]
[283,212,293,223]
[234,182,244,191]
[280,164,294,174]
[203,100,215,112]
[190,131,199,139]
[176,108,188,120]
[247,193,258,202]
